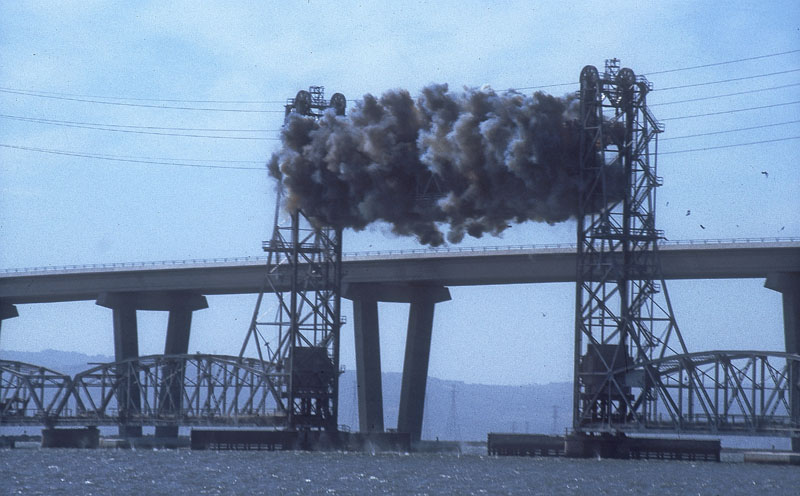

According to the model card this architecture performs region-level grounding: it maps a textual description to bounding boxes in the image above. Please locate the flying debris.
[269,84,623,246]
[700,224,706,229]
[780,226,785,231]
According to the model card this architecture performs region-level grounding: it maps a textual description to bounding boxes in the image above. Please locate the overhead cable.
[660,100,800,121]
[0,88,285,113]
[660,136,800,155]
[660,120,800,140]
[0,143,266,170]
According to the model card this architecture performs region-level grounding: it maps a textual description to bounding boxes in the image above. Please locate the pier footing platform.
[488,432,721,461]
[41,427,99,449]
[743,451,800,465]
[190,429,411,452]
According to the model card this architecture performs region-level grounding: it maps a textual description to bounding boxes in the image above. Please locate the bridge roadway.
[1,239,799,304]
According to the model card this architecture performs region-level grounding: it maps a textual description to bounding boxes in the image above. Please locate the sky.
[0,1,798,386]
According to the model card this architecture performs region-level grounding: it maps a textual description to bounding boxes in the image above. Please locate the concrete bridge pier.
[765,272,800,452]
[96,291,208,439]
[352,299,385,433]
[344,283,450,444]
[158,292,208,438]
[0,301,19,344]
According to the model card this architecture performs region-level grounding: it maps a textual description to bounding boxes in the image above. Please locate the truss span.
[1,355,290,427]
[0,360,72,425]
[578,350,800,436]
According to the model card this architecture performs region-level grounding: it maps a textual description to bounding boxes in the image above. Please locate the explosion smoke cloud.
[268,84,612,246]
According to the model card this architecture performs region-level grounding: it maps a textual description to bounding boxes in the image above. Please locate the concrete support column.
[0,301,19,345]
[344,283,450,441]
[97,292,142,438]
[97,291,208,439]
[157,292,207,438]
[397,301,436,444]
[765,272,800,452]
[352,299,384,433]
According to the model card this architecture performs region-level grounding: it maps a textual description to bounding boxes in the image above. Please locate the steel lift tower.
[240,86,347,433]
[574,59,688,432]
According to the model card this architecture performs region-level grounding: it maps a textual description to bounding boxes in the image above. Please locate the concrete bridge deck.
[1,238,798,304]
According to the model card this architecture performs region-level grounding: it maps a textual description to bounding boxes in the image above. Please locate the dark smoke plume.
[269,84,614,246]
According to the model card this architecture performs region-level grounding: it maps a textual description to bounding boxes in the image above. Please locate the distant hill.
[0,349,114,377]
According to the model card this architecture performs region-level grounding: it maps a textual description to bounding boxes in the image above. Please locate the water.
[1,449,798,495]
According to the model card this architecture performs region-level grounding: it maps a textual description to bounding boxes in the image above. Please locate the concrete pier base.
[564,433,720,461]
[41,427,99,449]
[190,429,411,452]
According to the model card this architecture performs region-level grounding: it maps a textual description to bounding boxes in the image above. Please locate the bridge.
[1,238,798,304]
[1,238,799,444]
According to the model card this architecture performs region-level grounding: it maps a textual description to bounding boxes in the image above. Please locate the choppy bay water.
[1,448,798,495]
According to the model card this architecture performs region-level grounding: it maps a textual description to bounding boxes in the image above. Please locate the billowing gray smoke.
[269,84,610,246]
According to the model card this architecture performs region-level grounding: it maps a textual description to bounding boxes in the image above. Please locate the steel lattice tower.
[240,87,346,432]
[574,60,688,432]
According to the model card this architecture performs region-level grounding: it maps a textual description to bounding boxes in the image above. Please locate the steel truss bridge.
[2,350,798,436]
[1,355,288,428]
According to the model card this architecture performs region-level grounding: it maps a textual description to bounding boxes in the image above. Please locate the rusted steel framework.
[574,59,688,431]
[240,87,345,432]
[0,360,71,425]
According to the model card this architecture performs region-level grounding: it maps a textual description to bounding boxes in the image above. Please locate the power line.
[649,82,800,106]
[4,49,798,105]
[0,86,285,104]
[0,113,280,132]
[660,136,800,155]
[0,118,281,140]
[0,143,266,170]
[643,49,800,75]
[660,120,800,140]
[508,51,800,92]
[660,100,800,121]
[656,68,800,91]
[0,88,285,113]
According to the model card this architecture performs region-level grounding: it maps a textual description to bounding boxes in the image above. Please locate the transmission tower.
[240,86,347,432]
[574,59,688,432]
[446,384,461,441]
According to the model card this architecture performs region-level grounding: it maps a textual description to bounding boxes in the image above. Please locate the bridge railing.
[2,237,798,274]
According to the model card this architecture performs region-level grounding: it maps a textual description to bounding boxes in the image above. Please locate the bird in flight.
[700,224,706,229]
[761,171,769,178]
[686,210,691,216]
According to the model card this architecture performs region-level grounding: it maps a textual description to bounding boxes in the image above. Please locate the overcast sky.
[1,1,798,385]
